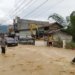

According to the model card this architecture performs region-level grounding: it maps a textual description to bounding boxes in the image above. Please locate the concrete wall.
[19,30,36,37]
[53,31,72,42]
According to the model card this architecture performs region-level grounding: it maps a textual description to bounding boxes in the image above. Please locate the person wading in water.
[0,34,6,55]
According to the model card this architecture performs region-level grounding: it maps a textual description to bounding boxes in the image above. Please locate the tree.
[70,11,75,42]
[62,25,72,35]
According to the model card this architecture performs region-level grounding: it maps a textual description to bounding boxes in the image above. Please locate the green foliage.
[66,42,75,49]
[62,26,72,35]
[70,11,75,42]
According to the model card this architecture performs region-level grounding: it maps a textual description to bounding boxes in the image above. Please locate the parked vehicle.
[5,33,18,47]
[19,35,35,45]
[6,33,18,47]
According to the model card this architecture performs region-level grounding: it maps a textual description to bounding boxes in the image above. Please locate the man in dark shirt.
[0,34,6,54]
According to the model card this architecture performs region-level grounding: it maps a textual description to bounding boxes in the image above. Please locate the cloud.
[0,0,75,24]
[0,0,15,24]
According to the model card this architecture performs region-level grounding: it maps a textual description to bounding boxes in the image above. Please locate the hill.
[0,25,8,33]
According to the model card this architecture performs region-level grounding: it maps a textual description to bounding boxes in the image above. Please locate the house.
[13,17,49,38]
[36,22,72,47]
[13,17,72,42]
[37,22,63,39]
[13,17,49,31]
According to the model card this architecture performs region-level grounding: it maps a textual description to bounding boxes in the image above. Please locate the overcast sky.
[0,0,75,24]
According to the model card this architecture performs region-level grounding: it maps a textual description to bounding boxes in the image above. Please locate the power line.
[14,0,26,11]
[10,0,36,19]
[9,0,26,16]
[14,0,36,17]
[22,0,48,18]
[8,0,22,15]
[38,0,64,17]
[12,0,35,17]
[9,0,28,18]
[27,0,64,18]
[8,0,64,20]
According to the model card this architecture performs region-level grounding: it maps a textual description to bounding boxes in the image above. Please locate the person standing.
[0,34,6,54]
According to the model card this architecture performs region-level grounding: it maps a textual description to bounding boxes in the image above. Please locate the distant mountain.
[0,25,8,33]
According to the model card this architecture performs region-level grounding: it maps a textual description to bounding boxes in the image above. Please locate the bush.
[66,42,75,49]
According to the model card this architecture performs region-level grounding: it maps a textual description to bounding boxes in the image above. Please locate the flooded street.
[0,0,74,75]
[0,45,75,75]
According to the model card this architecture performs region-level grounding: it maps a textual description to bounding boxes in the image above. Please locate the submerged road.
[0,45,75,75]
